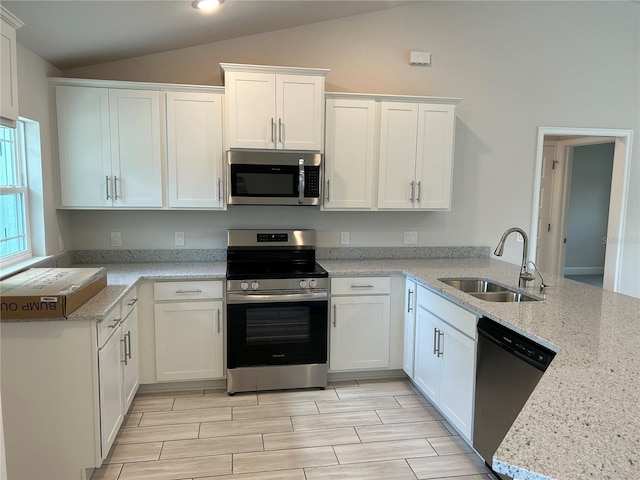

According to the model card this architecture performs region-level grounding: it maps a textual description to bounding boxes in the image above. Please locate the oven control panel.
[228,277,329,293]
[257,233,288,242]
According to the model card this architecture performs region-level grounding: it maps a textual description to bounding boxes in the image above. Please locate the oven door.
[227,297,328,368]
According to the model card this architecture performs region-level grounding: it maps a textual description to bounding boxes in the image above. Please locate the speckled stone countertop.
[320,257,640,480]
[5,258,639,479]
[66,262,227,322]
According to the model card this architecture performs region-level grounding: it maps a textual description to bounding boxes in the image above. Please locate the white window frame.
[0,120,32,268]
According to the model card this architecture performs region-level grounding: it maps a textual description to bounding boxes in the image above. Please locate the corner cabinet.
[55,85,163,208]
[166,91,225,209]
[378,101,457,210]
[412,284,477,440]
[153,280,224,381]
[0,7,23,127]
[221,63,329,151]
[322,93,461,211]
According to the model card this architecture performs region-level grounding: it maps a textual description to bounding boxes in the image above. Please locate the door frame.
[530,127,633,292]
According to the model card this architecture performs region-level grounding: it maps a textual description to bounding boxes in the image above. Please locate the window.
[0,121,31,265]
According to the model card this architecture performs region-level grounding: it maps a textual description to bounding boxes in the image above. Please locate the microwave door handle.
[298,158,305,204]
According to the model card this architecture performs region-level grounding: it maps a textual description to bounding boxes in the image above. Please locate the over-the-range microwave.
[227,150,322,206]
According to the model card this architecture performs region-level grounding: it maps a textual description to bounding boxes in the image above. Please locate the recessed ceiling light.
[192,0,223,11]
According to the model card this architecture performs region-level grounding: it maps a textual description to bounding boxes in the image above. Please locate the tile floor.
[92,378,496,480]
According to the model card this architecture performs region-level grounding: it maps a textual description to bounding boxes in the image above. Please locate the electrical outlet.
[340,231,350,245]
[175,231,185,246]
[110,232,122,247]
[404,231,418,245]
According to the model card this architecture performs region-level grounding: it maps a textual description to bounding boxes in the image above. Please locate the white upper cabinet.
[166,91,224,209]
[1,8,23,128]
[377,99,458,211]
[109,89,163,207]
[56,84,163,208]
[323,97,377,209]
[378,102,419,209]
[415,103,456,209]
[221,63,328,151]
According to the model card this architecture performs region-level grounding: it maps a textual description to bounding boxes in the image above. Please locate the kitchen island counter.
[320,257,640,480]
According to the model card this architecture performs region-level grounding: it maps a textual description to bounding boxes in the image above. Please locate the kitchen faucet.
[494,227,535,288]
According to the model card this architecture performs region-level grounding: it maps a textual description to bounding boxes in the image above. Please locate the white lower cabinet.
[97,286,139,459]
[329,277,391,372]
[153,281,224,381]
[403,278,417,378]
[412,284,477,440]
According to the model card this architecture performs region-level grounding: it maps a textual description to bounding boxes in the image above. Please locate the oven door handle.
[227,291,328,303]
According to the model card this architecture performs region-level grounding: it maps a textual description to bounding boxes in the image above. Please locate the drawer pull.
[175,289,203,294]
[351,284,374,289]
[108,318,121,329]
[127,298,138,307]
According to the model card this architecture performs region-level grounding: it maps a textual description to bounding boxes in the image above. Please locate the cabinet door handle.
[121,335,128,365]
[106,176,111,200]
[217,178,222,201]
[437,330,444,357]
[271,117,275,143]
[127,331,132,360]
[326,179,330,201]
[407,289,414,312]
[410,181,415,202]
[278,118,283,143]
[114,176,120,200]
[333,304,337,327]
[433,327,438,355]
[108,318,121,329]
[217,309,221,334]
[416,181,421,203]
[175,289,203,294]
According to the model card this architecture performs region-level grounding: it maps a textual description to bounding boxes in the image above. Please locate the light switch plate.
[340,231,350,245]
[404,231,418,245]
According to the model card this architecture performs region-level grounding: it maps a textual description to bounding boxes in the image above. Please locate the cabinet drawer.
[417,285,477,338]
[97,305,122,348]
[121,286,138,319]
[154,281,222,301]
[331,277,391,295]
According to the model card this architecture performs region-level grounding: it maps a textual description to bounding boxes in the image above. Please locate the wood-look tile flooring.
[92,378,495,480]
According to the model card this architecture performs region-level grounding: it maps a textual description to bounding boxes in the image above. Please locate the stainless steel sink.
[438,277,541,302]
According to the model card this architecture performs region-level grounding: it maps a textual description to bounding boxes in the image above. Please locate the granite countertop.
[68,262,227,322]
[8,258,639,479]
[320,257,640,480]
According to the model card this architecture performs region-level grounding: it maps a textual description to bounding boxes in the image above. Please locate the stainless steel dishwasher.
[473,317,556,480]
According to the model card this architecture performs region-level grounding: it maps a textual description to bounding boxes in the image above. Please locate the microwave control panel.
[305,167,321,197]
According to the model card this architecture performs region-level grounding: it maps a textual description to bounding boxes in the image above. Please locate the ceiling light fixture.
[192,0,223,11]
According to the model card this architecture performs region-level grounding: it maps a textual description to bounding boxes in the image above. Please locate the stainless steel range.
[226,229,329,394]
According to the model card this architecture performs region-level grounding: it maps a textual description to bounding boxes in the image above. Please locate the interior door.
[535,144,557,273]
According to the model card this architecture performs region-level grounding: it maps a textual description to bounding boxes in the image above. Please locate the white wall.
[55,1,639,296]
[15,44,68,256]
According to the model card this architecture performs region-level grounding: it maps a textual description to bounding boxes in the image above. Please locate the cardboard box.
[0,268,107,320]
